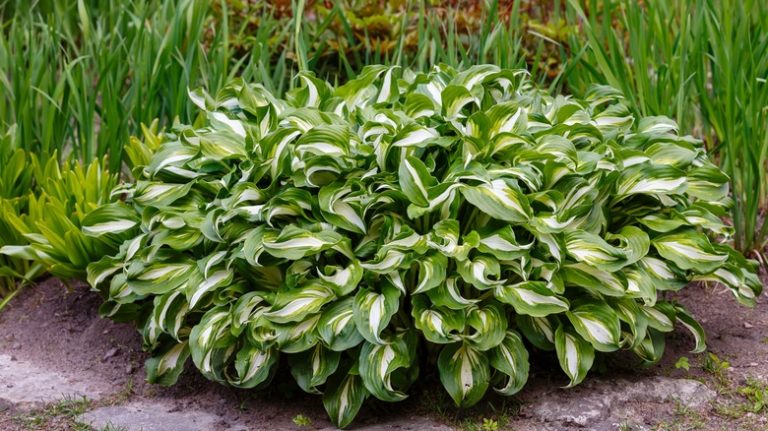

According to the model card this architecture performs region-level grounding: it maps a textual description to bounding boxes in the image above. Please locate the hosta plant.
[0,156,138,282]
[88,65,761,428]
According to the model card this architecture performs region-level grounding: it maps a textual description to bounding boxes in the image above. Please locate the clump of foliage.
[0,155,137,282]
[88,65,760,428]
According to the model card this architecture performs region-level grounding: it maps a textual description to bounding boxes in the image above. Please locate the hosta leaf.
[413,252,448,294]
[652,231,727,273]
[615,165,687,198]
[495,281,569,317]
[412,295,465,344]
[318,298,364,351]
[438,342,490,407]
[457,255,504,290]
[81,203,139,236]
[146,342,190,386]
[229,344,278,389]
[476,226,533,260]
[358,337,414,402]
[562,263,627,297]
[426,276,480,310]
[319,261,364,297]
[353,284,401,344]
[564,230,627,271]
[323,370,368,429]
[262,226,343,260]
[555,326,595,387]
[289,344,341,394]
[265,283,336,324]
[398,155,437,207]
[274,314,321,353]
[128,261,194,295]
[516,315,557,350]
[464,301,507,351]
[674,305,706,354]
[461,179,532,223]
[566,303,622,352]
[489,331,530,395]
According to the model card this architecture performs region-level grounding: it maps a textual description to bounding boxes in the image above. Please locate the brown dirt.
[0,276,767,431]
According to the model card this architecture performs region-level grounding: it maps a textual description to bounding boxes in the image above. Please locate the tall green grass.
[563,0,768,257]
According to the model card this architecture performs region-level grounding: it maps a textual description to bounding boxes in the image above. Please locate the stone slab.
[77,401,248,431]
[0,354,108,410]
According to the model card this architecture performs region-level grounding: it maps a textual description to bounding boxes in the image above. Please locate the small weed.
[481,418,499,431]
[674,356,690,371]
[293,413,312,426]
[738,378,768,413]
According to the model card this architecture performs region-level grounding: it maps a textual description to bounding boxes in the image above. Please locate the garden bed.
[0,276,765,430]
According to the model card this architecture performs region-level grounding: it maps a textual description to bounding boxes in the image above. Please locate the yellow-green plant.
[88,66,760,428]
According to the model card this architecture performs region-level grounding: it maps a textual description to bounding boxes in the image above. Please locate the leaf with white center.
[615,165,687,198]
[319,261,364,297]
[360,249,407,273]
[461,179,532,223]
[438,342,490,407]
[358,337,414,402]
[186,268,234,310]
[133,181,193,207]
[323,369,368,429]
[265,283,336,324]
[427,276,480,310]
[686,164,730,201]
[476,226,533,261]
[457,255,504,290]
[564,230,627,271]
[262,226,343,260]
[555,325,595,387]
[633,328,666,364]
[652,230,727,273]
[489,331,530,395]
[81,203,139,237]
[398,155,437,207]
[441,85,478,119]
[566,303,622,352]
[464,301,507,351]
[146,341,191,386]
[413,252,448,294]
[229,344,278,388]
[642,302,676,333]
[392,123,440,148]
[295,124,351,159]
[673,305,706,354]
[189,307,234,382]
[319,184,366,234]
[562,263,628,297]
[353,284,400,344]
[128,261,195,295]
[274,314,321,353]
[605,226,650,267]
[495,281,569,317]
[231,292,267,336]
[412,295,465,344]
[516,315,557,350]
[289,344,341,394]
[318,298,364,351]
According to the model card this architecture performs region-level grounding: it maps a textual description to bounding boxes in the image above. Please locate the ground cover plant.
[87,65,761,427]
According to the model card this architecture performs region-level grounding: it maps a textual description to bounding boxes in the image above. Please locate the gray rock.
[319,416,454,431]
[77,401,248,431]
[0,354,107,410]
[524,377,716,427]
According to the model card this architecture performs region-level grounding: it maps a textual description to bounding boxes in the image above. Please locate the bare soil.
[0,276,766,431]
